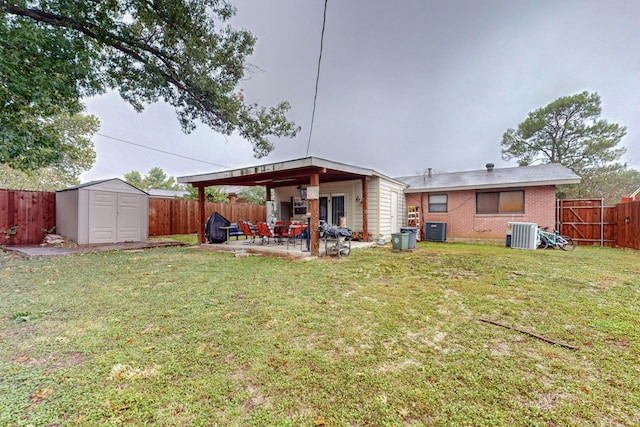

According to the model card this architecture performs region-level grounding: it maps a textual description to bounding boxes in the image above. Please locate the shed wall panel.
[55,190,79,243]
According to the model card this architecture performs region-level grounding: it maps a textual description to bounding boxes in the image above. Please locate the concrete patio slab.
[2,240,186,259]
[194,237,379,258]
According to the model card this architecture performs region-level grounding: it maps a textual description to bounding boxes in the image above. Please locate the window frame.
[476,190,524,214]
[428,194,448,213]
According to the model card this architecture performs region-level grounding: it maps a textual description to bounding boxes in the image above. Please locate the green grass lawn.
[1,242,638,426]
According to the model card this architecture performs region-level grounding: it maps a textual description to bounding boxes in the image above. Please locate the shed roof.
[177,156,407,188]
[397,163,581,193]
[58,178,148,195]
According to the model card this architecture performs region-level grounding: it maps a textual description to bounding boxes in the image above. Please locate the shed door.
[390,191,399,234]
[89,191,118,243]
[88,191,142,243]
[117,194,141,242]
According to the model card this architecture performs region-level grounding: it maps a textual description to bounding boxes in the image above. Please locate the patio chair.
[280,222,296,249]
[229,223,244,240]
[256,222,275,245]
[273,221,286,245]
[288,222,305,249]
[239,220,256,243]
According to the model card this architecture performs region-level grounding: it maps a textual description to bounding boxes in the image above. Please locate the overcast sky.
[81,0,640,183]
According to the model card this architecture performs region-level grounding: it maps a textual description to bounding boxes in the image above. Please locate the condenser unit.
[509,222,538,250]
[424,222,446,242]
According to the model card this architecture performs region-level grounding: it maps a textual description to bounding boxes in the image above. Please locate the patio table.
[219,226,233,244]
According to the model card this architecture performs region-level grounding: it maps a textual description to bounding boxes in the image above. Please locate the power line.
[95,133,230,168]
[305,0,328,157]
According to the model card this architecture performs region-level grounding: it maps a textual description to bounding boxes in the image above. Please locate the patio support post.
[198,185,205,244]
[362,177,369,242]
[309,173,320,256]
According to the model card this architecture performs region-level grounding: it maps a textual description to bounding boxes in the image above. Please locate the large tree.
[1,0,299,171]
[501,91,627,177]
[0,113,99,190]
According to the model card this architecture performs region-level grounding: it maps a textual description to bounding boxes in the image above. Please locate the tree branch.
[479,318,578,350]
[1,3,219,113]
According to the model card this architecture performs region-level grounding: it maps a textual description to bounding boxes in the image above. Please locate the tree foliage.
[501,91,627,176]
[1,0,299,171]
[0,113,99,190]
[124,167,181,190]
[558,167,640,205]
[237,185,266,204]
[183,184,229,202]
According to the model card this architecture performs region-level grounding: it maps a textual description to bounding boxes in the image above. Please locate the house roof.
[397,163,581,193]
[177,156,407,188]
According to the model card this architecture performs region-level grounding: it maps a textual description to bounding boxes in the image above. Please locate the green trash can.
[400,227,417,249]
[391,232,409,250]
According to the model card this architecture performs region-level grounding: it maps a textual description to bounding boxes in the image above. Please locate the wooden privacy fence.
[556,199,616,246]
[557,198,640,250]
[148,198,266,236]
[616,201,640,250]
[0,189,56,245]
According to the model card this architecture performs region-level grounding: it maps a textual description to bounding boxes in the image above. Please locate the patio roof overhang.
[177,157,378,188]
[177,157,386,254]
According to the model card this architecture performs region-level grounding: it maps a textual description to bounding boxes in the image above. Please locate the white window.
[428,194,448,212]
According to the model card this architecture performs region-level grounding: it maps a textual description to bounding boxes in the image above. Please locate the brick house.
[397,163,580,241]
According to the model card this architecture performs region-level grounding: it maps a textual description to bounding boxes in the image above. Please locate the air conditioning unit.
[510,222,538,250]
[424,222,446,242]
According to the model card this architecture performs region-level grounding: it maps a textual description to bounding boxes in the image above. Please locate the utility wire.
[95,133,229,168]
[305,0,328,157]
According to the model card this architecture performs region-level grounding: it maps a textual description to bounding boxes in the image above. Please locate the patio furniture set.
[235,220,308,249]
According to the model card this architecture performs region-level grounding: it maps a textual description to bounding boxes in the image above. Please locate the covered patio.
[177,157,404,256]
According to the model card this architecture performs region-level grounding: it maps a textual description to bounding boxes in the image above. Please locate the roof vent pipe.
[428,168,432,177]
[485,163,495,172]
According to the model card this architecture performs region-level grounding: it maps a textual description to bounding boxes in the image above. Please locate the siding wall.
[405,186,556,240]
[375,177,406,239]
[366,177,381,239]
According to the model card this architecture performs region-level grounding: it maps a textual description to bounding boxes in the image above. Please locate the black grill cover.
[204,212,230,243]
[320,222,353,240]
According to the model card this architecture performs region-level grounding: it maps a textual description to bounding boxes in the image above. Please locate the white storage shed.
[56,178,149,244]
